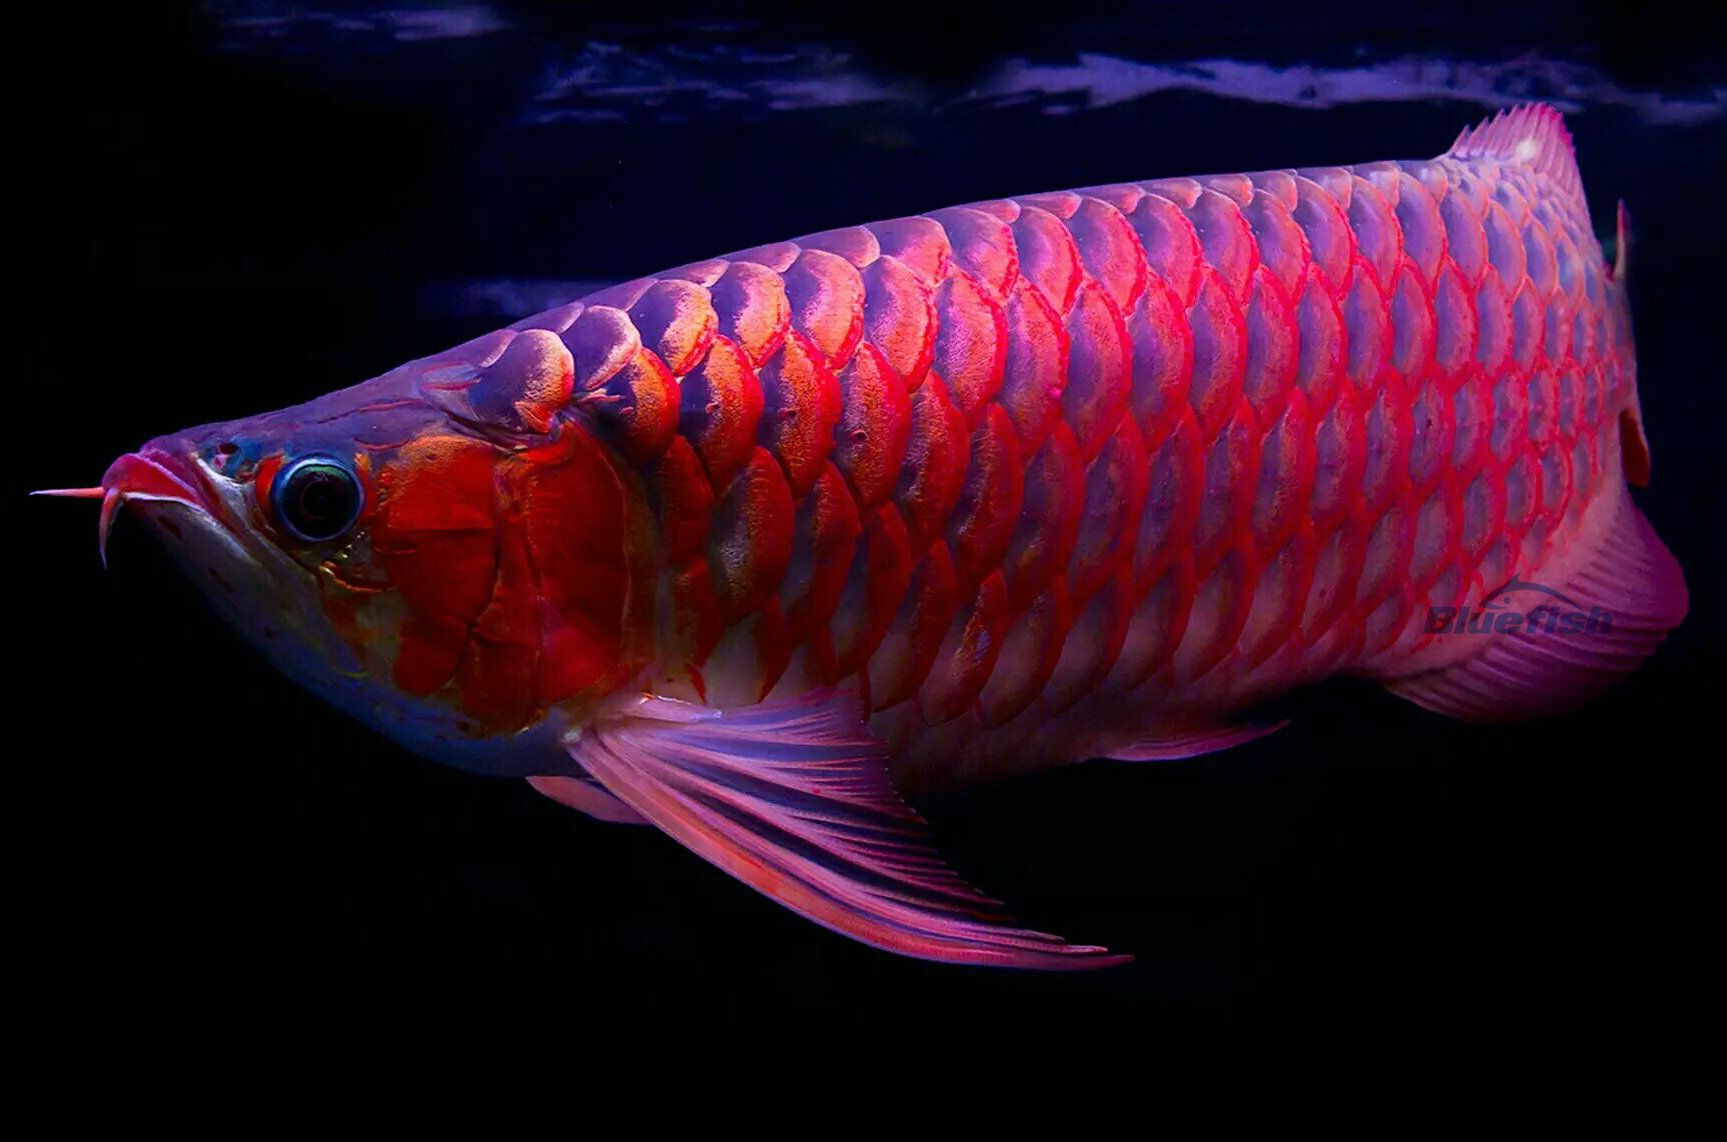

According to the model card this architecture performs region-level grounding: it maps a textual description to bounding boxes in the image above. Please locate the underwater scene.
[17,1,1724,1054]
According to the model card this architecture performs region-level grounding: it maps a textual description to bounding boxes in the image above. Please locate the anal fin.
[1102,720,1288,762]
[1387,489,1686,721]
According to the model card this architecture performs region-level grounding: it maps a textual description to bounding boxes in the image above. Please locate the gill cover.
[351,323,659,733]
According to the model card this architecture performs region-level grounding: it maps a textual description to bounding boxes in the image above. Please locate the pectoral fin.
[565,689,1129,969]
[526,775,647,825]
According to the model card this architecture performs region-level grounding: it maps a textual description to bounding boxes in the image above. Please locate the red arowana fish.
[40,104,1687,968]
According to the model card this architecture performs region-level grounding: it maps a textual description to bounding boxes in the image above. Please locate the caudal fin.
[1387,490,1687,722]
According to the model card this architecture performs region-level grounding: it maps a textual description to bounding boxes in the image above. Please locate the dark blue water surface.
[17,1,1725,1067]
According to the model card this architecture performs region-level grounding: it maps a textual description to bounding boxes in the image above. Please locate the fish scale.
[51,106,1687,966]
[461,108,1628,787]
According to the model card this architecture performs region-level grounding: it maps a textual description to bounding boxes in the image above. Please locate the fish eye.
[272,455,364,543]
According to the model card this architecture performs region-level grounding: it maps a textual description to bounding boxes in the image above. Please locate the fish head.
[44,324,656,774]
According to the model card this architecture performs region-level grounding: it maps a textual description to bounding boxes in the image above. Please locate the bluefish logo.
[1426,577,1613,636]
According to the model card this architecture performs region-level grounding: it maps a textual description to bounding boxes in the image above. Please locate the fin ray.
[526,774,647,825]
[1444,102,1585,205]
[568,690,1130,969]
[1387,490,1686,721]
[1102,720,1289,762]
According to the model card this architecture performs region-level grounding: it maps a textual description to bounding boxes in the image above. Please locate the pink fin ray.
[568,689,1130,969]
[1102,720,1289,762]
[526,775,647,825]
[1386,490,1686,721]
[1445,102,1585,205]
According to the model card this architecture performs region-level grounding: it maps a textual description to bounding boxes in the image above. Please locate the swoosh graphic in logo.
[1480,577,1585,611]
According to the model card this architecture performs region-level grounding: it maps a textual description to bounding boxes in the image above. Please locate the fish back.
[506,106,1646,789]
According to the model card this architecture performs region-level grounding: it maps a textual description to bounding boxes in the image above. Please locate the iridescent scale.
[475,112,1631,788]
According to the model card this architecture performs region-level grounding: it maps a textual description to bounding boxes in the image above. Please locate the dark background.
[13,1,1723,1067]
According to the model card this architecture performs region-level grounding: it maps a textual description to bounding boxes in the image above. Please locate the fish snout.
[102,443,213,511]
[36,439,225,565]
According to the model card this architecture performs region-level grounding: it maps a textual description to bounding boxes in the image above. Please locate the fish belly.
[521,121,1639,793]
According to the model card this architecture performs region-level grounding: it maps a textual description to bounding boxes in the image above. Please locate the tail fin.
[1444,102,1586,208]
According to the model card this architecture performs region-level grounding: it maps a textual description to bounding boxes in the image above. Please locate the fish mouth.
[41,444,367,678]
[34,445,221,566]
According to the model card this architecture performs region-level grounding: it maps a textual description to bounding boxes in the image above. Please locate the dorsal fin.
[1444,103,1585,205]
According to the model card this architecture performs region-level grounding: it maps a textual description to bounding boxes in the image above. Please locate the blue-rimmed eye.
[272,455,363,543]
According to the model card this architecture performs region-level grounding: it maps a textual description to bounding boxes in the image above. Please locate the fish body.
[47,105,1686,967]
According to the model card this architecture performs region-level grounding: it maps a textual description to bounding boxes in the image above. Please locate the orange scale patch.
[588,347,680,463]
[710,261,790,366]
[677,334,764,490]
[831,342,912,510]
[861,255,937,388]
[1011,205,1083,312]
[454,518,542,729]
[866,216,952,285]
[651,435,715,566]
[1126,271,1193,446]
[1129,193,1204,307]
[1244,189,1312,297]
[1293,267,1346,411]
[1347,176,1404,290]
[785,248,866,372]
[1292,175,1356,293]
[371,434,502,698]
[566,306,641,394]
[780,463,863,645]
[927,206,1019,297]
[628,278,718,376]
[1061,279,1132,462]
[757,329,842,499]
[1067,195,1148,315]
[1433,261,1479,376]
[705,446,795,622]
[1242,268,1299,423]
[894,375,971,551]
[671,560,726,668]
[502,426,634,706]
[1186,188,1260,306]
[931,269,1008,427]
[1186,268,1248,438]
[996,276,1070,452]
